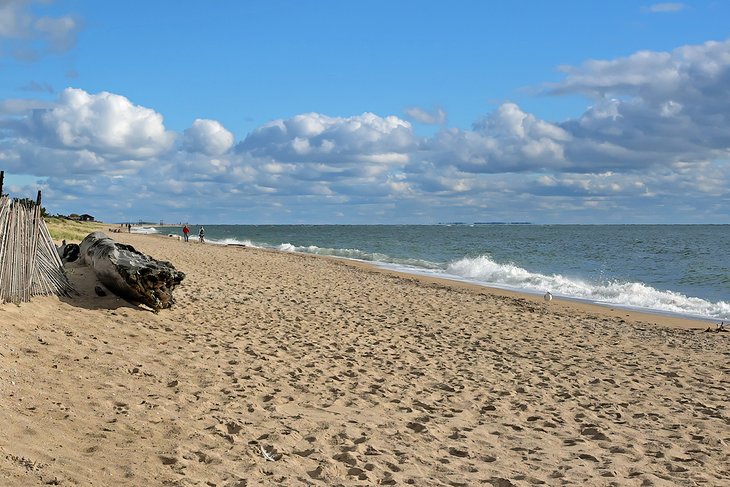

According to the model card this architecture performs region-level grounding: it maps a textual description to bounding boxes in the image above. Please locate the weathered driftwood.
[56,240,80,263]
[79,232,184,310]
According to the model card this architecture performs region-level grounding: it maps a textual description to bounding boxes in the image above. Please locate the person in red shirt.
[182,225,190,242]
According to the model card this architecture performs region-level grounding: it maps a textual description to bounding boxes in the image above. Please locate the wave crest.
[446,255,729,320]
[130,226,159,234]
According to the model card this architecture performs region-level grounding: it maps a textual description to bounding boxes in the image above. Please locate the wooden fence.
[0,171,73,303]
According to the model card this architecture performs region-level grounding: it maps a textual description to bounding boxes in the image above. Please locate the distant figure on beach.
[127,223,131,233]
[182,225,190,242]
[199,226,205,243]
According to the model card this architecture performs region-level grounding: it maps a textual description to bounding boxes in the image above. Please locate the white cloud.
[24,88,176,159]
[548,39,730,103]
[1,38,729,223]
[659,100,682,117]
[182,119,234,156]
[521,39,730,171]
[425,103,571,173]
[404,106,447,125]
[475,103,571,142]
[239,112,415,164]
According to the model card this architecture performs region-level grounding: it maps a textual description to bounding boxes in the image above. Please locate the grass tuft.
[44,217,106,243]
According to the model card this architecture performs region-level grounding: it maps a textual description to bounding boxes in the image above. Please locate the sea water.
[137,224,730,321]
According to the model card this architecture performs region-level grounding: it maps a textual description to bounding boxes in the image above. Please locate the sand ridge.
[1,232,728,486]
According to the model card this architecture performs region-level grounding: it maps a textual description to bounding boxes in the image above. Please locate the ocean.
[137,224,730,321]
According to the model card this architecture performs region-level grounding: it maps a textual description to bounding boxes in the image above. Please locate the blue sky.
[1,1,729,224]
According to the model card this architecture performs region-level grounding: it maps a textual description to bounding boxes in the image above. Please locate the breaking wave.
[130,226,159,234]
[445,255,730,320]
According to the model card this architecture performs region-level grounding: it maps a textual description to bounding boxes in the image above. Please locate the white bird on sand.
[544,291,553,302]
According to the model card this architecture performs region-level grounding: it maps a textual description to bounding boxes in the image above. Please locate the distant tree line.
[0,193,95,221]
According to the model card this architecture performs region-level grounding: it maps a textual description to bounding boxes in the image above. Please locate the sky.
[0,0,729,224]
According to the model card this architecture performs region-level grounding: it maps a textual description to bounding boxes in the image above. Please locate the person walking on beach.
[182,225,190,242]
[198,226,205,243]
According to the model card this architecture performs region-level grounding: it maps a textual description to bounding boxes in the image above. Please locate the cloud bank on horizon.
[0,1,728,223]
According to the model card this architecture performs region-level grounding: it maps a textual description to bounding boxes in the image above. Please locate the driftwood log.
[79,232,185,310]
[56,240,80,263]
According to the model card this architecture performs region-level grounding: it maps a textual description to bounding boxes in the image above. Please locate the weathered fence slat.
[0,190,73,304]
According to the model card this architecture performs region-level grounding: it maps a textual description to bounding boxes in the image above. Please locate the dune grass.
[44,217,106,243]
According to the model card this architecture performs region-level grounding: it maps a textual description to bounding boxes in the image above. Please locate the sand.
[1,232,728,486]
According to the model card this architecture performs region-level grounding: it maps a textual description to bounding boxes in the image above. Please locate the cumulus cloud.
[414,39,729,177]
[548,39,730,102]
[404,106,447,125]
[238,112,415,164]
[400,37,730,216]
[542,39,730,170]
[21,88,176,159]
[182,119,235,156]
[0,0,82,60]
[424,103,571,173]
[0,140,112,176]
[1,38,729,223]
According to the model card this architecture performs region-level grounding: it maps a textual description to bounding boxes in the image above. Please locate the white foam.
[278,243,297,252]
[130,226,159,234]
[444,255,729,320]
[273,242,441,269]
[218,238,257,247]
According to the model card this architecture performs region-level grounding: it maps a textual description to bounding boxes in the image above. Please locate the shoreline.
[352,260,715,330]
[147,230,716,330]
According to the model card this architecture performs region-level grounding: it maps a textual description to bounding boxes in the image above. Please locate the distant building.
[80,214,95,222]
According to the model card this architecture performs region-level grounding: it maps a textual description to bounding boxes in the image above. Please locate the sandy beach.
[1,231,728,486]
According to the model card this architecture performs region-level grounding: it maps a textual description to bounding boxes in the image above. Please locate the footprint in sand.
[159,455,177,465]
[347,467,369,480]
[406,421,427,433]
[333,452,358,466]
[448,447,469,458]
[194,451,222,465]
[113,401,129,415]
[307,466,324,480]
